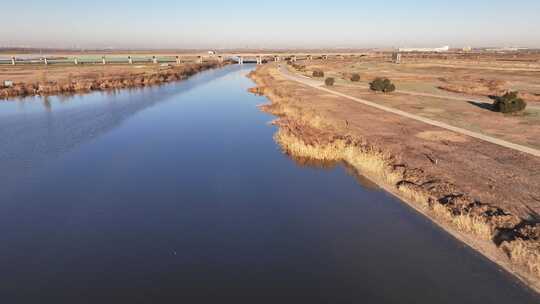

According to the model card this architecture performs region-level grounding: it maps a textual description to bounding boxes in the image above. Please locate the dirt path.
[279,65,540,158]
[336,80,540,110]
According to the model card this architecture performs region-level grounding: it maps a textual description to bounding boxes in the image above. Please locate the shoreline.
[0,62,227,101]
[248,65,540,294]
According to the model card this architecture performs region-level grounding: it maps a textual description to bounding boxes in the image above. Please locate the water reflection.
[0,67,233,182]
[285,153,380,190]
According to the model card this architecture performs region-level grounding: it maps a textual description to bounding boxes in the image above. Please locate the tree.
[312,70,324,78]
[350,73,361,82]
[325,77,335,86]
[370,77,396,93]
[492,91,527,113]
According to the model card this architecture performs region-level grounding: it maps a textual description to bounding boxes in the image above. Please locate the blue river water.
[0,65,538,303]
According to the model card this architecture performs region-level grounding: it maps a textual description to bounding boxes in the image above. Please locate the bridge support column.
[239,56,244,65]
[152,56,158,64]
[218,56,223,63]
[176,56,181,64]
[11,56,16,65]
[291,55,297,62]
[43,57,48,65]
[74,57,78,65]
[307,55,312,61]
[392,52,401,64]
[274,56,279,62]
[102,56,106,65]
[128,56,133,64]
[256,56,262,65]
[198,56,203,64]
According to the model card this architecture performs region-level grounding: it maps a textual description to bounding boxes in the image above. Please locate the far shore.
[0,61,227,100]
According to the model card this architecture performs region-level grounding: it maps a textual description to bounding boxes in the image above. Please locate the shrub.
[370,77,396,93]
[292,64,306,71]
[492,91,527,113]
[312,70,324,78]
[350,73,361,82]
[325,77,335,86]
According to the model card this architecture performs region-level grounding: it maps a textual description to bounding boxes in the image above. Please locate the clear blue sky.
[1,0,538,49]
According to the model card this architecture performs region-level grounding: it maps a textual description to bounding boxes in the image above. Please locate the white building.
[398,46,450,53]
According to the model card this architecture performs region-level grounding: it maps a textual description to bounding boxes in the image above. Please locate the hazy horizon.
[1,0,539,49]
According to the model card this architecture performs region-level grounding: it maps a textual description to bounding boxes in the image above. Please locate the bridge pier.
[152,56,158,64]
[218,56,223,63]
[307,55,312,61]
[198,56,203,64]
[274,56,280,62]
[176,56,181,64]
[74,57,79,65]
[239,56,244,65]
[291,55,297,62]
[128,56,133,64]
[256,56,263,65]
[11,56,15,65]
[392,52,402,64]
[102,56,106,65]
[43,57,48,65]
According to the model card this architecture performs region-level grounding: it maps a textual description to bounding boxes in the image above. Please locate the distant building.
[398,46,450,53]
[462,46,472,52]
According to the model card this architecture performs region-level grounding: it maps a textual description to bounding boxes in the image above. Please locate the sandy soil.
[249,63,540,294]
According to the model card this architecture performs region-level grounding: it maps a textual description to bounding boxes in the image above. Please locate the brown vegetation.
[439,78,507,96]
[439,80,540,103]
[0,62,223,100]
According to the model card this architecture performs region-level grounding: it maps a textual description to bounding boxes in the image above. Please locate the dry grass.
[275,129,396,184]
[452,214,494,238]
[502,240,540,278]
[438,79,507,96]
[277,127,497,240]
[1,62,222,99]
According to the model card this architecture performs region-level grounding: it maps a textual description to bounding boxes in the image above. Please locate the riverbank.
[249,64,540,293]
[0,62,226,100]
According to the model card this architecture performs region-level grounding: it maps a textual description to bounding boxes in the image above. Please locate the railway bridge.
[0,53,355,66]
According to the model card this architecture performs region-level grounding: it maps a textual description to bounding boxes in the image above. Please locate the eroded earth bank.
[249,64,540,293]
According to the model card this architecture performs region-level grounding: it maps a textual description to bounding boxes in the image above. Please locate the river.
[0,65,538,303]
